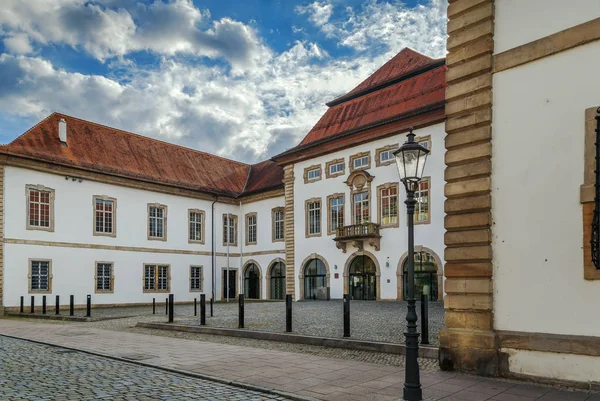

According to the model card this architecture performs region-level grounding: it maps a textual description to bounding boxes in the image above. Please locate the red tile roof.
[296,49,446,148]
[1,113,283,197]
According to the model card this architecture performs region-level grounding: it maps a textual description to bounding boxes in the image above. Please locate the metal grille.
[96,263,112,291]
[158,266,169,291]
[31,260,49,291]
[144,265,155,290]
[190,266,202,291]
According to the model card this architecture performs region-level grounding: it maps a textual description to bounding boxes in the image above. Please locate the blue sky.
[0,0,447,162]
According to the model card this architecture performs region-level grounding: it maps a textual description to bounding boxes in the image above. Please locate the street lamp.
[393,127,429,401]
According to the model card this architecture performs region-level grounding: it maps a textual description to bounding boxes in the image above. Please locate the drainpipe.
[211,197,218,304]
[239,201,243,297]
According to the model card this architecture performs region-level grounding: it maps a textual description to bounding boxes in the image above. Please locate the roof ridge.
[3,112,59,146]
[51,112,250,168]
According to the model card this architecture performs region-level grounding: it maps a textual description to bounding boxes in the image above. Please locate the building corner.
[283,164,296,299]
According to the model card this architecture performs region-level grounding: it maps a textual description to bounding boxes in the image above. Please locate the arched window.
[303,258,327,300]
[270,261,286,300]
[349,255,377,300]
[403,251,438,301]
[244,263,260,299]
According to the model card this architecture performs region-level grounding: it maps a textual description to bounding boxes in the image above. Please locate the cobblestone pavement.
[60,300,444,345]
[0,335,291,401]
[1,320,598,401]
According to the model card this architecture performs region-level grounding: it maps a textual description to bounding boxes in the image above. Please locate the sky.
[0,0,447,163]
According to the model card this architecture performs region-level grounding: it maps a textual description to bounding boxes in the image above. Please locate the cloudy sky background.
[0,0,447,163]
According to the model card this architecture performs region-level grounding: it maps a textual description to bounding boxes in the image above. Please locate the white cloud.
[296,1,334,27]
[3,33,33,54]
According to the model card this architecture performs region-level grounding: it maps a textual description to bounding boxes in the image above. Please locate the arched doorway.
[303,258,327,300]
[244,263,261,299]
[348,255,377,300]
[269,261,286,300]
[402,250,439,301]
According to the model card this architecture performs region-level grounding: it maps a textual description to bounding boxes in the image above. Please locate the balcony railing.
[333,222,381,253]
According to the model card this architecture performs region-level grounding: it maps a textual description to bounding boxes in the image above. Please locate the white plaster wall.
[292,123,446,300]
[492,41,600,337]
[494,0,600,54]
[501,349,600,383]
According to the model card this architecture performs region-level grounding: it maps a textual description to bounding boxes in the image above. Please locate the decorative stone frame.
[242,259,262,299]
[92,195,117,238]
[189,265,204,292]
[415,134,432,152]
[304,197,322,238]
[303,164,322,184]
[326,193,345,235]
[376,182,400,229]
[142,264,171,293]
[221,267,239,300]
[343,250,381,300]
[271,207,285,243]
[266,258,285,300]
[147,203,168,241]
[298,253,331,301]
[222,214,238,247]
[245,212,258,246]
[414,176,431,226]
[375,144,399,167]
[94,261,115,294]
[581,106,600,280]
[28,258,53,294]
[25,184,55,232]
[396,246,443,301]
[345,170,374,225]
[325,158,345,179]
[188,209,206,244]
[349,151,371,172]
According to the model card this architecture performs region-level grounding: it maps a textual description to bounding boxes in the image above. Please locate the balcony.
[334,223,381,253]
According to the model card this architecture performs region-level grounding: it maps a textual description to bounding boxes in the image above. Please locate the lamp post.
[393,127,429,401]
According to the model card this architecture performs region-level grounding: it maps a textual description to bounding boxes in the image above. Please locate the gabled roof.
[288,48,446,151]
[1,113,283,198]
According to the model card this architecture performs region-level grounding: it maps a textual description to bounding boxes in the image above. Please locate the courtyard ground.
[0,318,598,401]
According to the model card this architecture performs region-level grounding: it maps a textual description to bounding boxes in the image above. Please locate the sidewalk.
[0,319,597,401]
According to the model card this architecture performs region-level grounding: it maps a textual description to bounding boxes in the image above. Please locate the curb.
[5,312,134,323]
[0,333,318,401]
[136,322,439,359]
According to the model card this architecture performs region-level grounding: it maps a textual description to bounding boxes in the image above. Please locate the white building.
[0,48,445,312]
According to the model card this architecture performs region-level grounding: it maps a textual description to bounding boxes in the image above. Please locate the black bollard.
[55,295,60,315]
[168,294,174,323]
[153,298,156,315]
[200,294,206,325]
[286,294,292,333]
[20,296,24,313]
[327,287,331,301]
[42,295,47,315]
[238,294,244,329]
[86,295,91,317]
[210,297,214,317]
[194,298,197,316]
[30,296,34,314]
[165,297,168,315]
[421,294,429,345]
[343,294,350,337]
[69,295,74,316]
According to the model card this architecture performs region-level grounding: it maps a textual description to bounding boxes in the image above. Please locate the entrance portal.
[223,269,236,300]
[244,263,260,299]
[348,255,377,300]
[403,251,438,301]
[270,261,285,300]
[303,258,327,300]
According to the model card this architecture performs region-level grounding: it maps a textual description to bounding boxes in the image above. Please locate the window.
[306,199,321,237]
[416,178,430,224]
[144,264,170,292]
[95,262,113,293]
[246,213,257,245]
[148,204,167,240]
[325,158,345,178]
[376,144,399,167]
[353,192,370,224]
[29,260,51,293]
[190,266,203,291]
[223,214,238,246]
[272,208,284,242]
[416,135,431,151]
[94,196,116,237]
[327,194,344,235]
[380,150,394,163]
[379,184,399,227]
[303,164,322,183]
[349,152,371,172]
[26,185,54,231]
[188,209,205,244]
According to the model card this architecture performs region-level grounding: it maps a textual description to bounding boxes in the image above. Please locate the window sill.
[26,226,54,232]
[188,239,205,245]
[94,290,114,294]
[148,236,167,242]
[94,232,116,238]
[143,289,171,293]
[28,290,52,294]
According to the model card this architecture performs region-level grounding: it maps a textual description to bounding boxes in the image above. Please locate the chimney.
[58,118,67,144]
